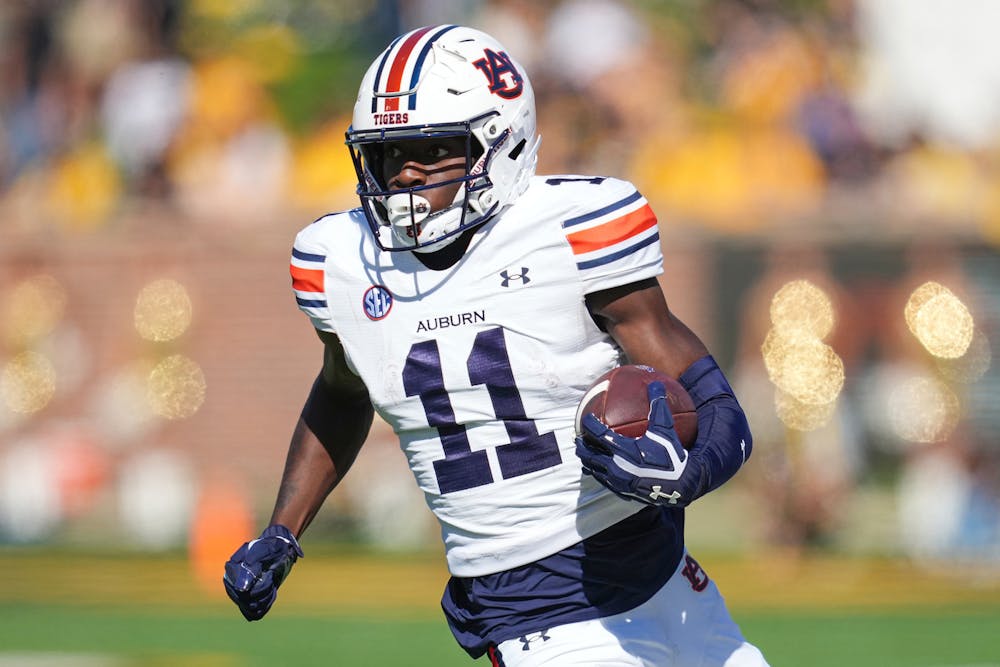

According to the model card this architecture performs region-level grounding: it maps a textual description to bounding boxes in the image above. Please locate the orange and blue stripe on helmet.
[371,25,459,113]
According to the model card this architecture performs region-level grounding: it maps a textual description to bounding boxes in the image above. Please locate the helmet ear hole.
[508,139,526,161]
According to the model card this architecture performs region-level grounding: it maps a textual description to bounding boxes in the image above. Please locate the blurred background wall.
[1,0,998,573]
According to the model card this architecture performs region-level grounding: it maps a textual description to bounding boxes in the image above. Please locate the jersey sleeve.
[290,220,335,333]
[559,177,663,294]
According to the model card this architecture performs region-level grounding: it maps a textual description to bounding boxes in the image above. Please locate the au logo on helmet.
[473,49,524,99]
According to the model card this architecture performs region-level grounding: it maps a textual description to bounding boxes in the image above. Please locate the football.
[575,364,698,448]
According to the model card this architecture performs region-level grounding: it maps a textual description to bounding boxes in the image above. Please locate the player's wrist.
[260,524,304,558]
[678,355,735,407]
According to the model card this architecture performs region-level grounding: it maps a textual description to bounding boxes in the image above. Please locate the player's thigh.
[491,602,757,667]
[494,553,768,667]
[635,552,769,667]
[493,620,655,667]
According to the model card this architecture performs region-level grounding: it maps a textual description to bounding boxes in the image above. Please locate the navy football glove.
[223,524,303,621]
[576,381,704,508]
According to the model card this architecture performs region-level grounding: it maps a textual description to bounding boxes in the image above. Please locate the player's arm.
[224,330,374,620]
[585,277,708,376]
[268,329,374,533]
[580,277,752,507]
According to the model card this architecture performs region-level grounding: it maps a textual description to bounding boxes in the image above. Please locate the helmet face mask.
[346,25,539,253]
[347,117,493,251]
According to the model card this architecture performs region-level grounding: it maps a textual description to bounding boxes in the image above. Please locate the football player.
[224,24,768,666]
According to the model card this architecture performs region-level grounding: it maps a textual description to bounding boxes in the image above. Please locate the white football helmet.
[346,25,540,252]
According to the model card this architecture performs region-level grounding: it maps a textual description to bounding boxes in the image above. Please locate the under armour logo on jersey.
[500,267,530,287]
[518,631,550,651]
[362,285,393,321]
[473,49,524,99]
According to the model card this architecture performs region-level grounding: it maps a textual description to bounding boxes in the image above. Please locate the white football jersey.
[290,175,663,576]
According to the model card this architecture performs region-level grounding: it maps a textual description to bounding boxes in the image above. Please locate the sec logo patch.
[363,285,393,320]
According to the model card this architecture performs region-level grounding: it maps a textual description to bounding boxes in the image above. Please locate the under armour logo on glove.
[648,485,681,504]
[575,381,703,508]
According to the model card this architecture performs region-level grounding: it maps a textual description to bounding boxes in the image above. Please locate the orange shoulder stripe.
[566,204,658,255]
[290,264,324,293]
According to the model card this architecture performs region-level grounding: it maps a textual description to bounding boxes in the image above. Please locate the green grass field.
[2,547,998,666]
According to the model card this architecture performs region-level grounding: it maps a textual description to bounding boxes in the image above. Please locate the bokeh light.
[769,279,835,340]
[134,279,193,342]
[904,281,974,359]
[903,281,949,327]
[1,351,57,415]
[887,375,961,443]
[1,274,68,347]
[761,279,844,432]
[774,387,839,432]
[763,332,845,405]
[147,354,206,419]
[935,328,992,384]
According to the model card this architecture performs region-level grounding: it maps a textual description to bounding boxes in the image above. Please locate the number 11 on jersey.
[402,327,562,494]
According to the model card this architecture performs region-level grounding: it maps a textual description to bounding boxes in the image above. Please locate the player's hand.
[576,381,702,508]
[223,524,304,621]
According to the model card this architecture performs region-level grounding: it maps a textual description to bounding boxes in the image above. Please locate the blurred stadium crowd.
[1,0,1000,578]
